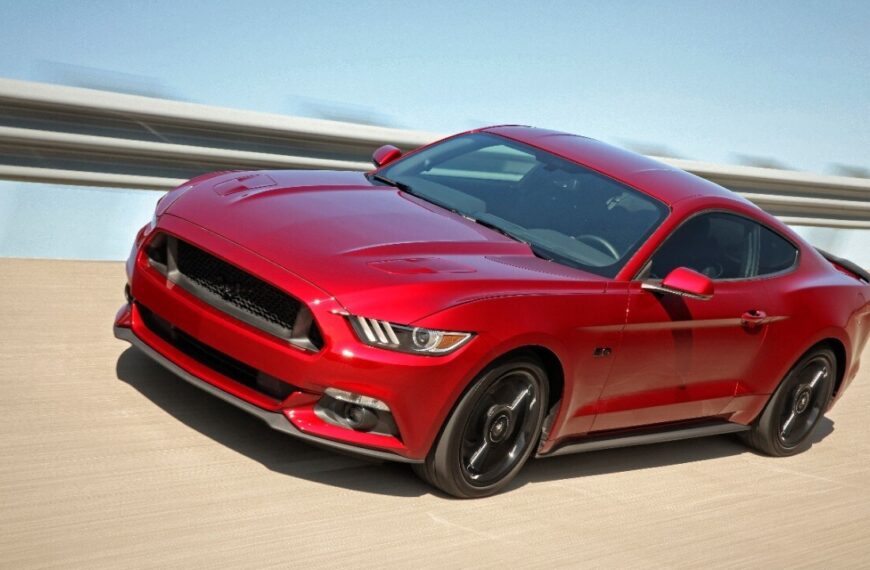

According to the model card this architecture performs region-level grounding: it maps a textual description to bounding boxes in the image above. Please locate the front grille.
[138,303,297,401]
[145,233,323,350]
[175,239,300,332]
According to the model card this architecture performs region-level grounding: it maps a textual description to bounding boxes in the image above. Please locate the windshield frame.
[371,132,670,278]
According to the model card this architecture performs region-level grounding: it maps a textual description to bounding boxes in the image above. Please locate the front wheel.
[414,356,548,498]
[742,347,835,456]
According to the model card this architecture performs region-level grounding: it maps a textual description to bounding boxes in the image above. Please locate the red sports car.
[114,126,870,498]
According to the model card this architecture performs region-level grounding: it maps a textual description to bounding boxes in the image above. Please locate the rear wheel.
[414,356,548,498]
[743,347,835,456]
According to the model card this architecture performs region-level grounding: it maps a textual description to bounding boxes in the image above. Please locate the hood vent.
[213,173,276,196]
[367,257,476,275]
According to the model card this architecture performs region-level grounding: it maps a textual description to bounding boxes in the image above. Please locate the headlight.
[348,315,473,355]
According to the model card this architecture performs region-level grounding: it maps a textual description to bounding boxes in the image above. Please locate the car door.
[590,211,774,432]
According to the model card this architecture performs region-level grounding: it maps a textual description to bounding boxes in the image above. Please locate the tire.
[413,355,548,498]
[742,347,836,456]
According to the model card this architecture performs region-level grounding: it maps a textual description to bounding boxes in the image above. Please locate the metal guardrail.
[1,78,868,228]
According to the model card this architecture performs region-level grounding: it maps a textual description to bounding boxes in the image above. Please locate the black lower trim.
[114,323,420,464]
[539,420,749,457]
[138,304,295,402]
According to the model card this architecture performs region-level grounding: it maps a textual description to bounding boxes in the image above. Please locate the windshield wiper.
[467,214,558,263]
[529,244,556,262]
[466,215,526,244]
[372,175,549,264]
[370,173,414,193]
[371,173,463,215]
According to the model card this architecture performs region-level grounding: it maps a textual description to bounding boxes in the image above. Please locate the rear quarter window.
[758,226,798,275]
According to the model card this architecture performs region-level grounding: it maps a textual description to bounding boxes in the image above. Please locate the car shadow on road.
[515,416,834,491]
[115,347,430,497]
[116,347,835,498]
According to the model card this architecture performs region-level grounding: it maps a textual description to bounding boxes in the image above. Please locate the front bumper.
[114,322,419,463]
[116,215,484,462]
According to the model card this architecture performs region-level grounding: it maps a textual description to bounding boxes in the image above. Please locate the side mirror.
[372,145,403,168]
[641,267,713,300]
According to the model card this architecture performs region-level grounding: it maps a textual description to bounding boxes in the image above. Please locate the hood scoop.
[213,173,277,196]
[368,257,476,275]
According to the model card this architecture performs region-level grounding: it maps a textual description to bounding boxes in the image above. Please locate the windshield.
[375,133,668,277]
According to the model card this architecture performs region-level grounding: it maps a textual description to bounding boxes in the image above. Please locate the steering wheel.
[576,234,620,261]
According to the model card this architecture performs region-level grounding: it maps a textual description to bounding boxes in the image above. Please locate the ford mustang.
[114,126,870,498]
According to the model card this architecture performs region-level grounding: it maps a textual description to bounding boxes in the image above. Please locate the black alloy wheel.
[414,355,548,498]
[743,347,835,456]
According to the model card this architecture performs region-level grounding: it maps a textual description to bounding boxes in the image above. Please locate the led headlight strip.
[348,315,473,355]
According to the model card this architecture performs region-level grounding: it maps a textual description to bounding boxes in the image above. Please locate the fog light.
[324,387,390,412]
[346,405,378,431]
[316,391,398,436]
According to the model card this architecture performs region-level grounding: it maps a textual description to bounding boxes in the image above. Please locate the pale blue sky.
[0,1,868,262]
[0,0,867,172]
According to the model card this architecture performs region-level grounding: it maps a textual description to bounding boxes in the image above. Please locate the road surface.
[2,258,869,568]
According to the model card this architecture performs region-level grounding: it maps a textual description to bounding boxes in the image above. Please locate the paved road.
[2,258,869,569]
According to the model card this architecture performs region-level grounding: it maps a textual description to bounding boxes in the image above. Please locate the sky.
[0,0,867,173]
[0,1,868,262]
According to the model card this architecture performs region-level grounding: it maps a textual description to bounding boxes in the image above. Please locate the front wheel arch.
[425,344,565,460]
[415,353,550,497]
[487,345,564,414]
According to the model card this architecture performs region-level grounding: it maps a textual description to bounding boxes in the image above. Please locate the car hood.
[164,170,606,322]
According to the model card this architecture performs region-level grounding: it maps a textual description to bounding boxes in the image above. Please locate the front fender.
[414,289,629,452]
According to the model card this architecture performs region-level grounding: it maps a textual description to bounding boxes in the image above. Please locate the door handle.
[741,309,767,328]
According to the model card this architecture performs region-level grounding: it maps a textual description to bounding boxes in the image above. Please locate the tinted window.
[425,143,538,182]
[377,133,668,277]
[758,225,799,275]
[647,212,797,280]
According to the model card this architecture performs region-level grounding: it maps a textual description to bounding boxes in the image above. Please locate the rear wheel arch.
[815,338,847,397]
[742,344,836,456]
[761,337,846,410]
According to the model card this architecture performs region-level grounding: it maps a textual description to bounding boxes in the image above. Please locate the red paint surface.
[662,267,715,298]
[115,126,870,460]
[371,144,403,167]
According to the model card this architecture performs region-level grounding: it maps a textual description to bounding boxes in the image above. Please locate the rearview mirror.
[372,145,403,168]
[641,267,713,300]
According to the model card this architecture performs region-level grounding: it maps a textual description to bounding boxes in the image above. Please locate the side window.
[758,225,799,275]
[648,212,794,280]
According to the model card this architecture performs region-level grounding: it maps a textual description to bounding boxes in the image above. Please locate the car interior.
[645,212,799,280]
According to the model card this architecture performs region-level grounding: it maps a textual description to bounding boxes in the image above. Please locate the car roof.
[481,125,746,207]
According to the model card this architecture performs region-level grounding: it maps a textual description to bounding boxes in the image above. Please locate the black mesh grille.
[174,239,301,333]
